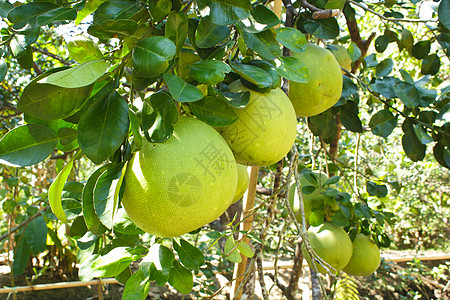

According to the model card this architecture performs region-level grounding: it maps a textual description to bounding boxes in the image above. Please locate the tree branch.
[32,47,71,66]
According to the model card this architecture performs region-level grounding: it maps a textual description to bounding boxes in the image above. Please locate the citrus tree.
[0,0,449,298]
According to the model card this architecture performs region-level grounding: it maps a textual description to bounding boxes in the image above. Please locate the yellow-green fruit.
[343,234,381,276]
[329,45,352,74]
[289,44,343,117]
[232,164,250,203]
[219,80,297,166]
[288,171,335,223]
[303,222,353,274]
[122,117,238,238]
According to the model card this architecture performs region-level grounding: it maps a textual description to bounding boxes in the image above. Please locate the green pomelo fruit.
[329,45,352,73]
[232,164,250,203]
[288,171,335,223]
[343,234,381,276]
[122,117,238,238]
[303,222,353,274]
[219,80,297,166]
[289,44,343,117]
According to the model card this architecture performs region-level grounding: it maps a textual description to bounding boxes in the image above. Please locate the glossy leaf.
[275,56,308,83]
[241,29,280,60]
[421,54,440,75]
[217,90,250,108]
[247,60,280,88]
[0,124,58,167]
[208,0,249,26]
[229,62,272,88]
[113,208,145,235]
[215,0,251,10]
[412,124,433,144]
[190,60,230,85]
[239,4,279,33]
[402,119,426,162]
[375,34,390,53]
[347,42,361,62]
[88,19,138,38]
[164,73,203,103]
[308,110,337,144]
[275,27,307,53]
[375,58,394,77]
[39,60,108,88]
[168,260,193,294]
[7,2,58,30]
[340,101,363,133]
[369,109,397,137]
[433,143,450,169]
[190,96,237,126]
[303,18,339,40]
[367,181,388,198]
[237,242,254,258]
[195,16,230,48]
[165,12,188,53]
[371,76,398,98]
[24,216,48,254]
[149,0,171,22]
[438,0,450,30]
[398,29,414,53]
[132,36,176,78]
[0,59,7,82]
[90,247,134,278]
[93,162,126,229]
[392,82,420,109]
[224,236,242,263]
[122,268,151,300]
[0,0,14,18]
[67,36,103,63]
[412,40,431,59]
[78,91,129,164]
[12,237,32,276]
[75,0,107,24]
[36,7,77,26]
[173,239,205,271]
[82,166,109,235]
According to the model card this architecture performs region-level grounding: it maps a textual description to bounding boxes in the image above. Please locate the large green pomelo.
[303,222,353,274]
[288,171,335,223]
[329,45,352,73]
[232,164,250,203]
[219,81,297,166]
[122,117,238,238]
[343,234,381,276]
[289,44,343,117]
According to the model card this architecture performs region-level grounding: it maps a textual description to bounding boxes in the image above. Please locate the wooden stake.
[231,166,259,299]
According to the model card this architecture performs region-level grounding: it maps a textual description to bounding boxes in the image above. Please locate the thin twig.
[32,47,71,66]
[0,207,49,242]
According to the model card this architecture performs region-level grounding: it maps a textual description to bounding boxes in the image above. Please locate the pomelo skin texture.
[289,43,343,117]
[343,234,381,276]
[303,222,353,274]
[288,171,335,223]
[219,80,297,166]
[232,164,250,203]
[121,117,238,238]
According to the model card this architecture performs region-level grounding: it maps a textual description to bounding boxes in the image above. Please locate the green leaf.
[375,34,390,53]
[168,260,193,294]
[364,53,378,68]
[324,176,340,185]
[302,185,317,194]
[275,56,308,83]
[132,36,176,78]
[39,60,108,88]
[433,143,450,169]
[7,2,58,30]
[24,216,47,254]
[303,18,339,40]
[218,90,250,108]
[412,40,431,60]
[166,12,188,53]
[308,110,337,144]
[246,60,280,88]
[189,60,231,85]
[141,244,174,286]
[113,208,145,235]
[0,124,58,167]
[398,29,414,53]
[224,236,242,263]
[91,0,142,24]
[12,237,32,276]
[173,239,205,271]
[70,216,88,239]
[399,69,414,85]
[340,101,362,133]
[402,118,426,162]
[67,36,103,63]
[412,124,433,144]
[214,0,251,10]
[369,109,397,137]
[195,16,230,48]
[347,42,361,62]
[82,165,109,234]
[438,0,450,30]
[229,62,272,88]
[78,91,129,164]
[75,0,107,24]
[237,242,254,258]
[164,73,204,103]
[0,59,7,82]
[149,0,171,22]
[36,7,77,26]
[371,76,398,98]
[0,0,14,18]
[91,247,134,278]
[190,96,237,126]
[392,82,420,109]
[375,58,393,77]
[331,212,349,227]
[238,4,280,33]
[341,77,358,99]
[93,163,126,229]
[122,268,151,300]
[48,154,80,223]
[366,181,388,198]
[241,29,280,60]
[208,0,249,26]
[421,54,441,75]
[88,19,138,38]
[275,27,307,53]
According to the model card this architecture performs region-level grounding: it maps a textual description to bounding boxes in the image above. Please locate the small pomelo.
[232,164,250,203]
[343,234,381,276]
[219,80,297,166]
[303,222,353,274]
[289,44,343,117]
[329,45,352,74]
[121,117,237,238]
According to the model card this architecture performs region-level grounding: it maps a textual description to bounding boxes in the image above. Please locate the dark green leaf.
[113,208,145,235]
[12,237,32,275]
[24,216,47,254]
[275,56,308,83]
[303,18,339,39]
[36,7,77,26]
[195,16,230,48]
[364,53,378,68]
[0,59,7,82]
[91,0,142,25]
[70,216,88,239]
[93,163,126,229]
[164,73,203,103]
[78,91,129,164]
[132,36,176,78]
[371,76,398,98]
[173,239,205,270]
[82,166,109,235]
[7,2,58,30]
[88,19,138,38]
[308,110,337,143]
[142,244,174,276]
[412,124,433,144]
[438,0,450,30]
[214,0,251,10]
[375,58,394,77]
[229,61,272,88]
[238,4,279,33]
[355,203,372,219]
[166,12,188,53]
[189,96,237,126]
[367,181,388,198]
[0,0,14,18]
[168,260,193,294]
[142,103,172,143]
[149,0,171,22]
[218,90,250,108]
[398,29,414,53]
[402,118,426,162]
[369,109,397,137]
[340,101,362,133]
[247,60,280,88]
[341,77,358,99]
[412,40,431,59]
[190,60,231,85]
[122,268,151,300]
[302,185,317,194]
[421,54,440,75]
[347,42,361,62]
[208,0,249,26]
[331,212,349,227]
[399,69,414,85]
[375,34,390,53]
[433,143,450,169]
[241,29,280,60]
[324,176,340,185]
[0,124,58,167]
[275,27,307,53]
[392,82,420,109]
